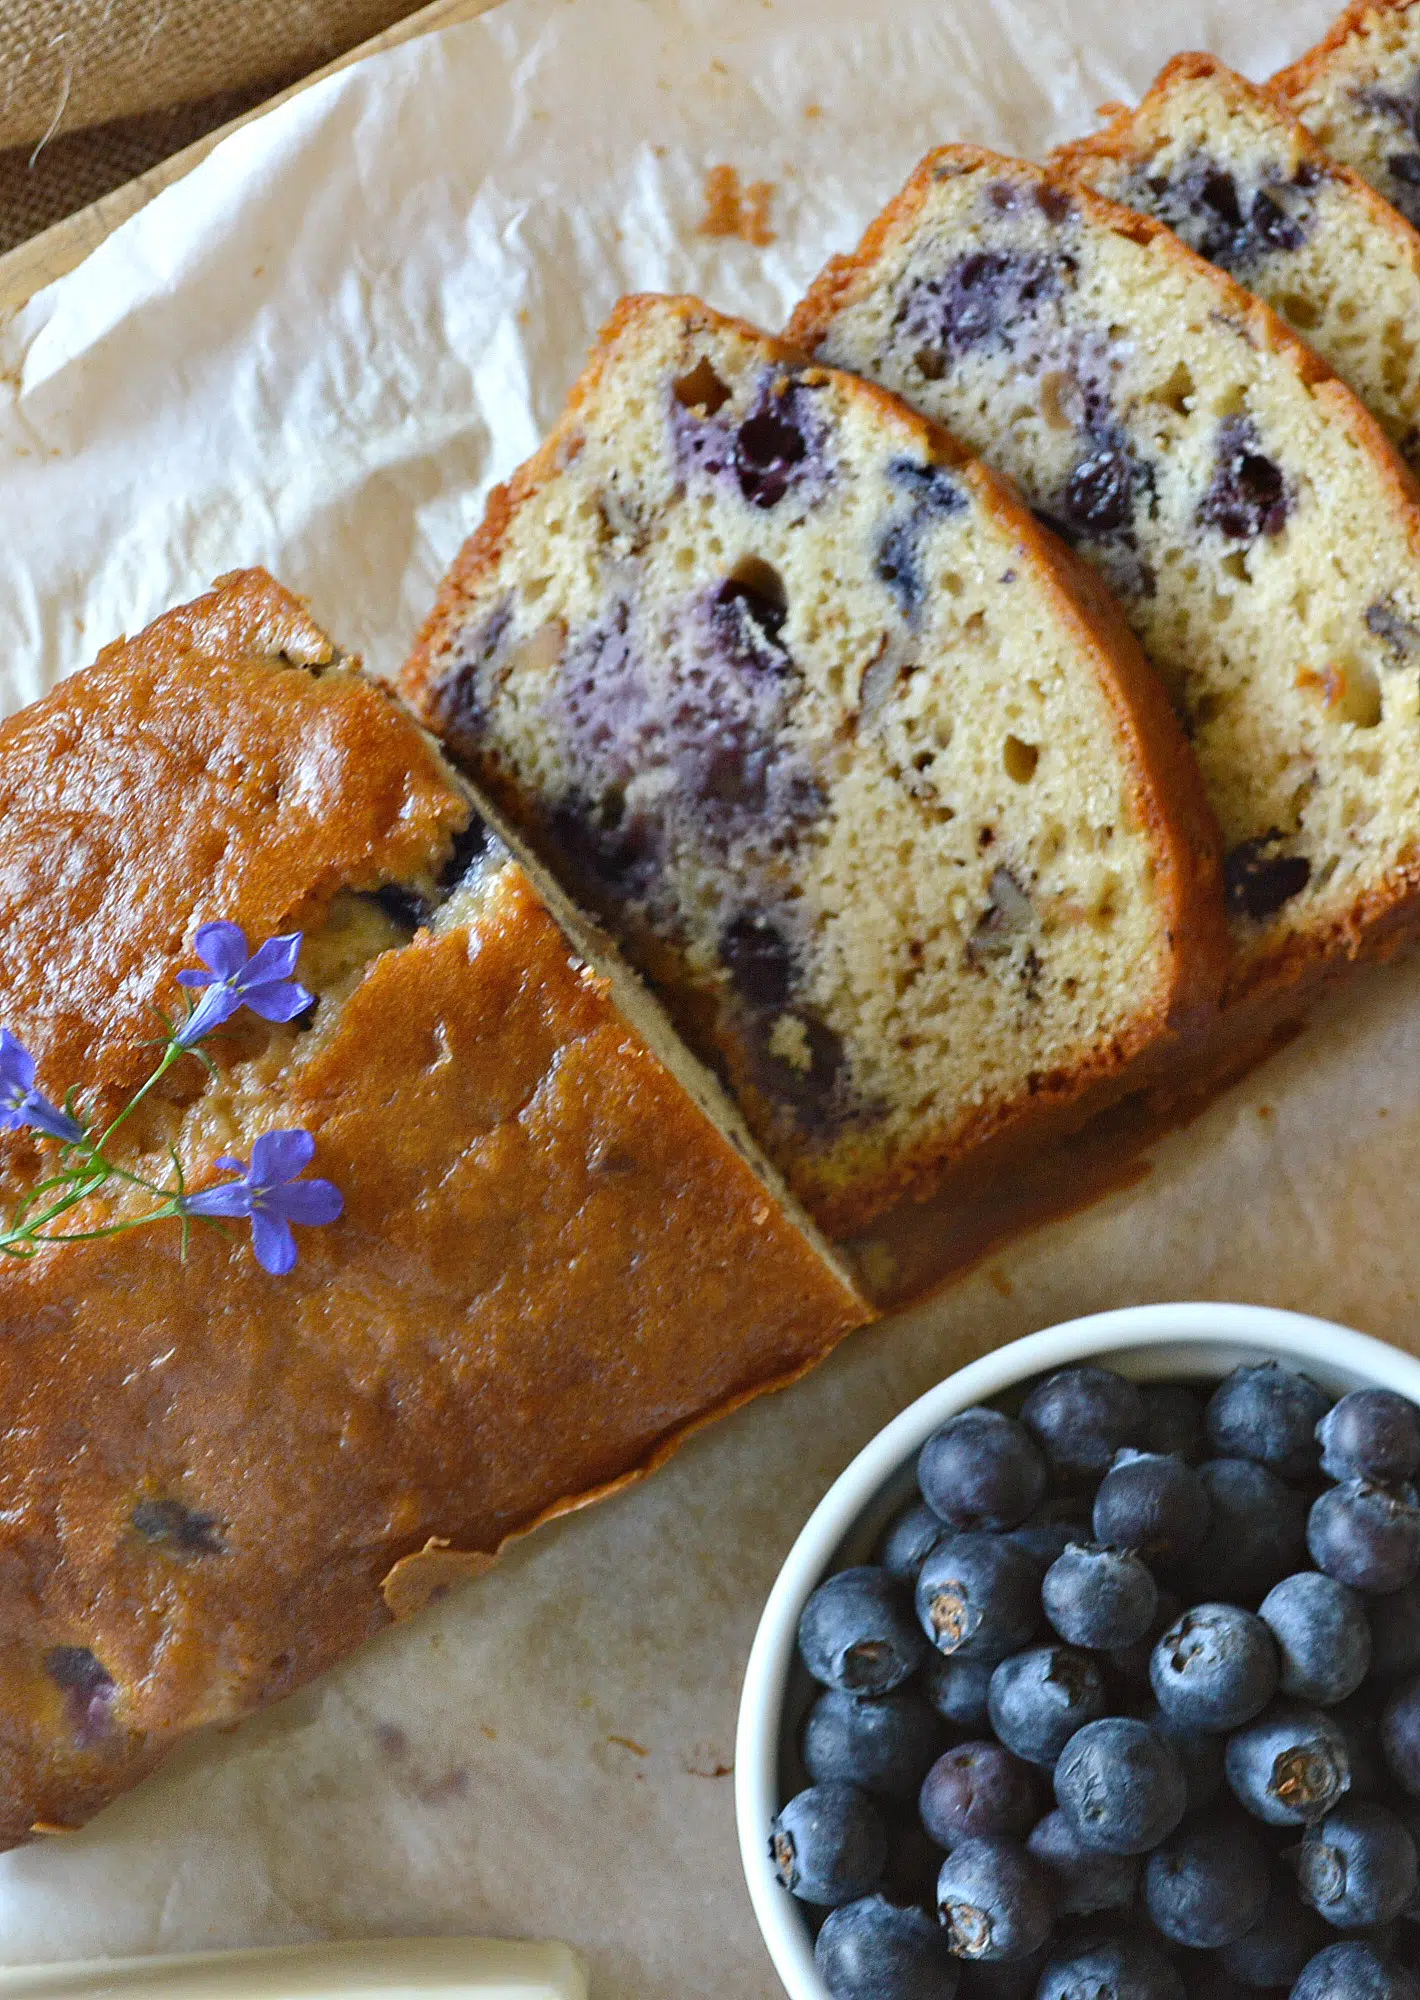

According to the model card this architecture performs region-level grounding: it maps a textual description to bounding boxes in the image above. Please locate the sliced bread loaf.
[789,148,1420,999]
[1055,51,1420,470]
[401,295,1227,1236]
[0,570,868,1839]
[1274,1,1420,226]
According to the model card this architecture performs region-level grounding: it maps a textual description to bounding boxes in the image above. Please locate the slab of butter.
[0,1940,588,2000]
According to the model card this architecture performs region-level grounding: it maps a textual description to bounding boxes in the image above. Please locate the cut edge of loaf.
[402,291,1232,1237]
[786,142,1420,1006]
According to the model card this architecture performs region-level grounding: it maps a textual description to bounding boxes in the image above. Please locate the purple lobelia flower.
[174,923,313,1048]
[181,1129,342,1276]
[0,1029,83,1144]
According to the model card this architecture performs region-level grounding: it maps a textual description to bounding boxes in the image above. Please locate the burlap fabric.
[0,2,426,256]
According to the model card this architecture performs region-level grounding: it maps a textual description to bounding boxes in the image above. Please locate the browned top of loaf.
[0,569,467,1159]
[0,582,867,1842]
[1272,0,1420,102]
[403,294,1229,1082]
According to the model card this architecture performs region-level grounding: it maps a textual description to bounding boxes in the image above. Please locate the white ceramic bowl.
[735,1300,1420,1999]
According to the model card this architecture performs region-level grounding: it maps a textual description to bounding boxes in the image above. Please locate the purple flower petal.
[250,1129,315,1186]
[182,1182,255,1220]
[191,922,250,981]
[0,1029,37,1095]
[239,977,314,1025]
[250,1209,297,1276]
[23,1095,84,1145]
[242,934,303,984]
[173,982,243,1048]
[267,1176,343,1226]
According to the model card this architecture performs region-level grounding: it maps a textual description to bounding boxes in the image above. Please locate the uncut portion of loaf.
[0,572,866,1843]
[790,148,1420,997]
[1056,52,1420,470]
[1274,1,1420,227]
[401,295,1226,1237]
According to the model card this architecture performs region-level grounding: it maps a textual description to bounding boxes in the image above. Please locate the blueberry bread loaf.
[0,571,866,1842]
[400,296,1227,1237]
[789,149,1420,1000]
[1055,52,1420,469]
[1274,0,1420,227]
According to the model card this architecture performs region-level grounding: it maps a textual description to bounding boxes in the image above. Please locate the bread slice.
[789,147,1420,1003]
[1273,1,1420,227]
[400,295,1227,1237]
[0,571,867,1843]
[1055,51,1420,471]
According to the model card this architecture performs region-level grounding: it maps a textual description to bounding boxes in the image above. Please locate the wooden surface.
[0,0,492,315]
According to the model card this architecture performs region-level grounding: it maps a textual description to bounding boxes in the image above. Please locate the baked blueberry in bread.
[400,295,1227,1236]
[789,149,1420,1002]
[1274,0,1420,227]
[1055,51,1420,469]
[0,570,866,1842]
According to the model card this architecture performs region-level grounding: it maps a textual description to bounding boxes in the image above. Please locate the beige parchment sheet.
[0,0,1414,1990]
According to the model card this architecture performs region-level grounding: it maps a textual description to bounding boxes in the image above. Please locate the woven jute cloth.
[0,1,426,255]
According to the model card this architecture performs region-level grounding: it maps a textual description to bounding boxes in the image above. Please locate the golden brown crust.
[0,569,469,1188]
[403,292,1230,1238]
[0,584,868,1842]
[788,144,1420,1007]
[1272,0,1420,105]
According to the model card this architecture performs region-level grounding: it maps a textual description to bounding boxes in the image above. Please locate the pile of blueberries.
[767,1361,1420,1998]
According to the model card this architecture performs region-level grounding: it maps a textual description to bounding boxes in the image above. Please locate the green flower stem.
[0,1031,192,1258]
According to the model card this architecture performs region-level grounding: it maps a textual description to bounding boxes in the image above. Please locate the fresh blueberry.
[1021,1367,1147,1482]
[988,1647,1109,1766]
[800,1567,928,1695]
[1224,1702,1353,1825]
[1036,1935,1185,2000]
[1143,1811,1271,1948]
[803,1688,947,1802]
[1218,1867,1329,1985]
[1290,1942,1420,2000]
[1258,1573,1371,1706]
[815,1894,961,1999]
[1142,1383,1207,1462]
[1043,1544,1159,1650]
[1309,1483,1420,1596]
[1008,1507,1093,1572]
[1206,1362,1329,1481]
[1135,1699,1224,1813]
[734,392,812,510]
[1292,1800,1419,1929]
[1025,1809,1140,1914]
[1150,1604,1279,1732]
[1368,1583,1420,1684]
[1092,1451,1211,1568]
[919,1742,1039,1850]
[1179,1458,1309,1603]
[1381,1675,1420,1797]
[935,1836,1055,1962]
[1318,1392,1420,1487]
[878,1500,948,1587]
[918,1409,1048,1533]
[916,1534,1041,1663]
[922,1653,997,1734]
[1053,1717,1188,1854]
[769,1782,887,1904]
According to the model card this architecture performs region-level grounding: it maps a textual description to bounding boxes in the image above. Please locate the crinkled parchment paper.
[2,0,1415,1990]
